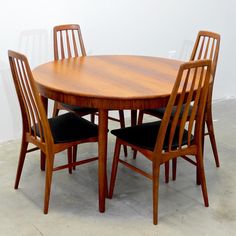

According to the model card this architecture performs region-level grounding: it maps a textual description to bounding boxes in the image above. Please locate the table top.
[33,55,182,109]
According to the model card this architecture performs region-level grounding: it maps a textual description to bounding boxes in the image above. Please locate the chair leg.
[196,121,206,185]
[164,161,169,183]
[131,110,137,126]
[152,162,160,225]
[195,152,209,207]
[137,110,144,125]
[44,153,55,214]
[196,165,201,185]
[52,101,59,117]
[40,152,46,171]
[67,148,73,174]
[108,139,122,199]
[206,118,220,167]
[91,113,95,123]
[132,150,138,160]
[72,145,78,170]
[172,158,177,181]
[14,139,28,189]
[119,110,127,157]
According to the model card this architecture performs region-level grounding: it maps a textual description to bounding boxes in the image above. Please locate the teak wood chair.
[9,50,99,214]
[109,59,212,225]
[137,31,220,174]
[52,24,127,159]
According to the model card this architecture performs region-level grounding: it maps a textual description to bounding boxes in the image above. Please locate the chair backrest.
[190,31,220,78]
[190,30,220,114]
[155,60,212,154]
[8,50,53,146]
[53,24,86,60]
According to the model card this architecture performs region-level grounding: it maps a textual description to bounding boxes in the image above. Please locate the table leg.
[98,109,108,213]
[40,95,48,171]
[131,110,137,158]
[131,110,137,126]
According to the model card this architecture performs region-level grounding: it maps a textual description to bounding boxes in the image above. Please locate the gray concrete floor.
[0,99,235,236]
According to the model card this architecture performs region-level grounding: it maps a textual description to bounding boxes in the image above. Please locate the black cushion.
[34,113,98,144]
[144,104,193,118]
[61,103,97,114]
[111,121,192,151]
[144,107,166,118]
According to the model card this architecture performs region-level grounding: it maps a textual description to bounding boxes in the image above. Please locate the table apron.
[37,85,170,110]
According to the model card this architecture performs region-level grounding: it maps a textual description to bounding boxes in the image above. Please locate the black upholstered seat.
[61,103,97,114]
[143,104,193,119]
[35,112,98,144]
[111,121,192,151]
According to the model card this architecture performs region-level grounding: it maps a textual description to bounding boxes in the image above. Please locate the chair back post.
[8,50,54,148]
[194,61,212,143]
[154,60,212,158]
[53,24,86,60]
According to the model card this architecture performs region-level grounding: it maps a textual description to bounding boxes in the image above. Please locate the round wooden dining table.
[33,55,182,213]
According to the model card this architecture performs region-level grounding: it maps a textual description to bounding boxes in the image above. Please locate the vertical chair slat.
[66,30,72,58]
[77,27,86,56]
[59,31,65,59]
[72,30,79,57]
[203,37,211,59]
[197,36,205,60]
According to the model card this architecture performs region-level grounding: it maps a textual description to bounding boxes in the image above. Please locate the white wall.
[0,0,235,142]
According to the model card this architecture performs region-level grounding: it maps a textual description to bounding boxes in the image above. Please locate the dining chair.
[9,50,99,214]
[53,24,127,160]
[137,31,220,175]
[109,59,212,225]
